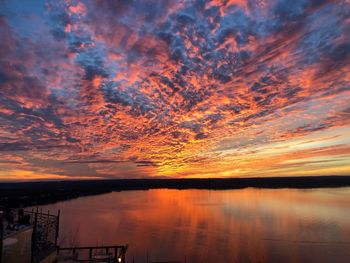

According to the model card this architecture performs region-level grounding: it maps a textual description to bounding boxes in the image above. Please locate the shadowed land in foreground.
[1,176,350,208]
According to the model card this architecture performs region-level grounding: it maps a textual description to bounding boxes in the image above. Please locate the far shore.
[1,175,350,208]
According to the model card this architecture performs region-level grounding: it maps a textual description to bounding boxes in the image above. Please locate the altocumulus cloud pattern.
[0,0,350,180]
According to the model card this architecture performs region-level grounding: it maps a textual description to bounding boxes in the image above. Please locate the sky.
[0,0,349,181]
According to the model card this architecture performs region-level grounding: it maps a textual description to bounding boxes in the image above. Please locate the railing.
[58,245,128,263]
[0,208,59,263]
[24,208,60,263]
[2,208,129,263]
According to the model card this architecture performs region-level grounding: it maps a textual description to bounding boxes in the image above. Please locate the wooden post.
[89,248,92,261]
[31,211,38,263]
[125,245,128,263]
[55,210,60,246]
[121,246,127,263]
[45,210,50,243]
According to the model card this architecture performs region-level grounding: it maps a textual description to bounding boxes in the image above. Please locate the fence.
[2,208,129,263]
[24,209,60,263]
[58,245,128,263]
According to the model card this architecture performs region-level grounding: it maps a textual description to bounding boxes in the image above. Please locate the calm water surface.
[38,188,350,263]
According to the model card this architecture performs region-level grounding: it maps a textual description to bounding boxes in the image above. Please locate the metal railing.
[58,245,128,263]
[0,208,60,263]
[25,208,60,263]
[1,208,128,263]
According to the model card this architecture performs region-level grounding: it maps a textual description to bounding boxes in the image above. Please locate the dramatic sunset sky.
[0,0,350,180]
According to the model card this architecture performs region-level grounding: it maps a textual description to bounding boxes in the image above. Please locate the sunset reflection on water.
[39,188,350,263]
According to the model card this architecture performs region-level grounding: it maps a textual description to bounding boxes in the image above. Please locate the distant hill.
[1,176,350,208]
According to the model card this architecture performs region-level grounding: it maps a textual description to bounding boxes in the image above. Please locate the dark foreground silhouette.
[1,176,350,207]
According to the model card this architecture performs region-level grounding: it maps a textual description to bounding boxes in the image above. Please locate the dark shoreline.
[1,176,350,208]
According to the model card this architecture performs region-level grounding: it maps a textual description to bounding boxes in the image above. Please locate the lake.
[37,188,350,263]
